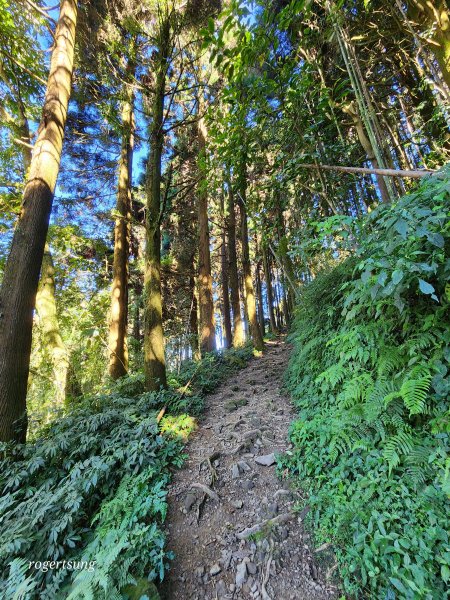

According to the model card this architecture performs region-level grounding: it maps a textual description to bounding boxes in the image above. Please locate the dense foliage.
[0,345,253,599]
[283,168,450,598]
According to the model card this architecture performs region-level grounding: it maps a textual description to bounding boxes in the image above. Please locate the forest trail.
[161,340,339,600]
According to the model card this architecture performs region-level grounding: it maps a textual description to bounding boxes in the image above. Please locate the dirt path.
[160,339,339,600]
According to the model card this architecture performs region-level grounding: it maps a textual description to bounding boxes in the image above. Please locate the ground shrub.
[0,344,253,599]
[282,168,450,599]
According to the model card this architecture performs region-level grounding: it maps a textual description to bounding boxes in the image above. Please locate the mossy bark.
[35,246,69,405]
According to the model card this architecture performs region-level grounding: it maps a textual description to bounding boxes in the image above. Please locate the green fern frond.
[383,430,415,473]
[400,370,431,415]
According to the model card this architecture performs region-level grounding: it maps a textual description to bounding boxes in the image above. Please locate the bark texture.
[239,199,264,351]
[262,245,278,335]
[108,71,135,379]
[227,186,245,347]
[35,245,69,405]
[197,115,216,354]
[221,199,232,349]
[0,0,77,443]
[255,259,265,338]
[143,17,170,391]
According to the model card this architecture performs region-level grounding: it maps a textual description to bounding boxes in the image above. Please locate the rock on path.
[160,339,338,600]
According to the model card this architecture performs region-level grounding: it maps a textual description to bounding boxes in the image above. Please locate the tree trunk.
[35,245,69,405]
[226,184,245,347]
[220,197,232,349]
[189,273,200,358]
[238,194,264,351]
[0,0,77,443]
[197,115,216,354]
[108,70,135,380]
[132,285,142,341]
[143,17,170,391]
[255,259,265,338]
[262,245,278,335]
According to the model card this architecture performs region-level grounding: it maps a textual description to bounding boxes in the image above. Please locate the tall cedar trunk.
[189,273,200,357]
[0,0,77,443]
[197,116,216,353]
[220,196,232,349]
[143,17,170,391]
[262,245,278,334]
[255,259,265,338]
[132,285,142,341]
[35,245,69,404]
[16,84,70,404]
[272,268,283,330]
[226,185,245,347]
[238,187,264,350]
[108,71,135,379]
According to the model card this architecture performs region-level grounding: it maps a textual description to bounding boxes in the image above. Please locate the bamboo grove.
[0,1,448,441]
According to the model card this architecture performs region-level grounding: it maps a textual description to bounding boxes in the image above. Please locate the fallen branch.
[190,482,220,502]
[297,163,435,179]
[236,512,293,539]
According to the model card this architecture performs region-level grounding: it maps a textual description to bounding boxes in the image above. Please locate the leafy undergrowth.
[282,169,450,599]
[0,345,253,599]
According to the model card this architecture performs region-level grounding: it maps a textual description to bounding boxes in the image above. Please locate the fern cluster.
[0,344,253,599]
[283,167,450,599]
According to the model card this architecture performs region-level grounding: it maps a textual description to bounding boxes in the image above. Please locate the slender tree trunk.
[132,285,142,341]
[197,115,216,354]
[273,268,283,330]
[262,245,278,335]
[66,358,82,402]
[0,0,77,443]
[238,189,264,351]
[227,184,245,347]
[220,197,232,349]
[189,274,200,358]
[143,17,170,391]
[255,259,265,338]
[35,245,69,405]
[108,70,135,379]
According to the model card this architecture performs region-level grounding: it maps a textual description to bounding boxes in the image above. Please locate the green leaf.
[394,219,408,238]
[392,269,404,285]
[426,232,444,248]
[389,577,408,594]
[418,279,435,295]
[361,269,371,284]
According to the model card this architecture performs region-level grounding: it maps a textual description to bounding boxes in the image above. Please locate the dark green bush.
[282,167,450,599]
[0,344,253,599]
